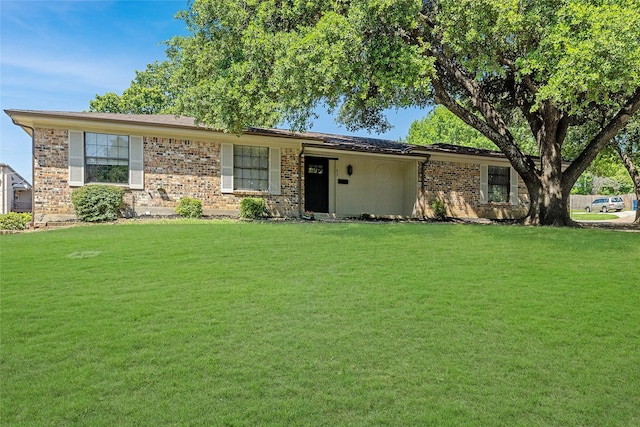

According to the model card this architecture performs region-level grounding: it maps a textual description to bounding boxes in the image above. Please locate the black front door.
[305,157,329,213]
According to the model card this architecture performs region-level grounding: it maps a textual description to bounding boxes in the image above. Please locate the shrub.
[431,198,447,220]
[0,212,32,230]
[239,197,267,220]
[71,185,125,222]
[175,197,203,218]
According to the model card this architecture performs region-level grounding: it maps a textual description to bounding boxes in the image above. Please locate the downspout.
[420,158,429,220]
[12,120,36,227]
[298,145,305,218]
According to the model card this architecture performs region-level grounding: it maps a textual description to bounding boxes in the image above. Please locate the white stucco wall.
[331,154,417,217]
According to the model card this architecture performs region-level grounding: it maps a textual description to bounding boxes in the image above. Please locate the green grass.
[571,211,620,221]
[2,221,639,426]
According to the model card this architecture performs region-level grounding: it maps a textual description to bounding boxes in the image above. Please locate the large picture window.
[487,165,510,203]
[233,145,269,191]
[85,132,129,184]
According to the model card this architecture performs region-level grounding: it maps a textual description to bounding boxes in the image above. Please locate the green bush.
[431,198,447,220]
[175,197,203,218]
[239,197,267,220]
[0,212,32,230]
[71,185,125,222]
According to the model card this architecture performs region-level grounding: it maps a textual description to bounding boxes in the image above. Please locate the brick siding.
[31,128,301,221]
[421,160,529,219]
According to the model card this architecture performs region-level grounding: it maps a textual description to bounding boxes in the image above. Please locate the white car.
[585,197,624,212]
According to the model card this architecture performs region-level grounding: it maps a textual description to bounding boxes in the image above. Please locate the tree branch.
[431,49,538,178]
[563,87,640,187]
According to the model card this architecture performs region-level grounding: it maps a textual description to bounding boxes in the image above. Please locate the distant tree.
[89,61,177,114]
[406,106,537,154]
[612,117,640,223]
[406,106,498,150]
[165,0,640,226]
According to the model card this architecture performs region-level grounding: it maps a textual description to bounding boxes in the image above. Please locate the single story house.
[5,109,530,223]
[0,163,32,214]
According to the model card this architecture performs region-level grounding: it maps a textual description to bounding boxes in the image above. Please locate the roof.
[0,163,32,188]
[4,109,513,160]
[5,110,199,128]
[249,127,422,155]
[422,143,506,158]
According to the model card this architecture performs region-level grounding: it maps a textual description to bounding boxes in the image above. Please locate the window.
[233,145,269,191]
[85,132,129,184]
[220,143,280,194]
[487,165,510,203]
[69,131,143,189]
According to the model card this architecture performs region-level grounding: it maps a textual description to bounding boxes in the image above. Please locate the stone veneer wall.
[32,128,301,222]
[421,160,529,219]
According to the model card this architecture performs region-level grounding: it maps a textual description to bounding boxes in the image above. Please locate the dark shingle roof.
[248,127,422,155]
[5,110,515,160]
[422,143,505,158]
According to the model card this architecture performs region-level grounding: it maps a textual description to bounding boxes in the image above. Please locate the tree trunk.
[521,173,575,226]
[518,105,577,226]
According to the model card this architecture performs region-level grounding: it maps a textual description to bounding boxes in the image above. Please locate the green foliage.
[239,197,267,220]
[168,0,639,131]
[175,197,203,218]
[407,106,538,154]
[170,0,433,133]
[0,212,32,230]
[89,61,177,114]
[71,185,125,222]
[571,173,594,195]
[431,198,447,220]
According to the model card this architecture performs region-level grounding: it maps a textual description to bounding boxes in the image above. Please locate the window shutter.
[269,147,281,195]
[68,130,84,186]
[510,168,519,206]
[479,165,488,204]
[221,143,234,193]
[129,136,144,189]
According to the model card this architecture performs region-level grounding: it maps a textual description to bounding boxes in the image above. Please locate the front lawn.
[2,221,639,425]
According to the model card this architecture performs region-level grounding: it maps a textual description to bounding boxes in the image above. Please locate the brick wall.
[32,128,301,221]
[33,128,74,219]
[31,127,529,222]
[421,160,529,219]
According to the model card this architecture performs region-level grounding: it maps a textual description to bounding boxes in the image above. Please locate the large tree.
[158,0,640,225]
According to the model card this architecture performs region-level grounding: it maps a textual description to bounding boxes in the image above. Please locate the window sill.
[83,182,130,188]
[232,190,270,196]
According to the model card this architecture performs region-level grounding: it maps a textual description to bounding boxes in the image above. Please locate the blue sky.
[1,0,430,181]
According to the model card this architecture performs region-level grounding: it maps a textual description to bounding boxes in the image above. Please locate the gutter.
[301,141,431,158]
